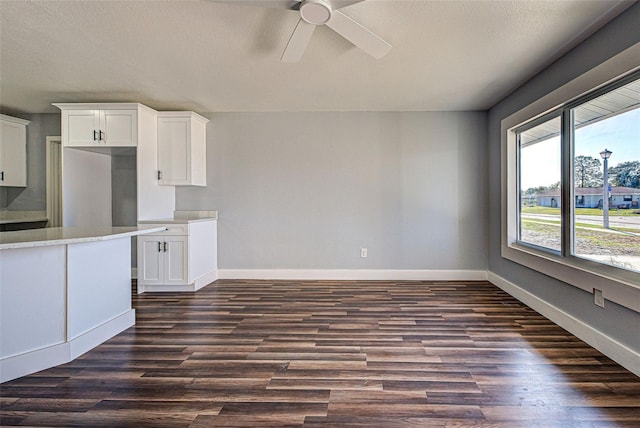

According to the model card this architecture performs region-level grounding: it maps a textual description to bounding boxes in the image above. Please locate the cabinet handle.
[0,171,4,181]
[157,170,162,180]
[163,242,168,252]
[99,130,104,141]
[158,242,162,252]
[93,130,98,141]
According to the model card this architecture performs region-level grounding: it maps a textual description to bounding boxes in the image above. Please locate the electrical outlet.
[593,288,604,308]
[360,248,368,258]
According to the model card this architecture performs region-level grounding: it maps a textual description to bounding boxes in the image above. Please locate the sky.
[520,108,639,190]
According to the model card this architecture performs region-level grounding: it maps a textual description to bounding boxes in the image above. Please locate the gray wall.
[112,154,138,266]
[111,154,137,227]
[0,113,60,210]
[177,111,487,270]
[487,3,640,351]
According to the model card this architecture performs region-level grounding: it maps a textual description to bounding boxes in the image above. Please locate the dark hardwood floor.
[1,280,639,427]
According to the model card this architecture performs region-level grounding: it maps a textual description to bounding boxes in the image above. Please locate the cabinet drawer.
[143,223,188,236]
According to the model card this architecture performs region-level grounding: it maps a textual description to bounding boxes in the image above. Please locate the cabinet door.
[64,110,100,146]
[158,117,191,185]
[139,236,164,285]
[102,110,137,146]
[0,119,27,187]
[164,236,189,285]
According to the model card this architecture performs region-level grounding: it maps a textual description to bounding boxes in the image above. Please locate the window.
[502,56,640,313]
[514,74,640,272]
[513,73,640,274]
[496,43,640,313]
[517,116,562,252]
[570,78,640,272]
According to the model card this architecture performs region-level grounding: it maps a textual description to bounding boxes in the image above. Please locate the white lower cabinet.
[137,219,217,293]
[139,235,188,285]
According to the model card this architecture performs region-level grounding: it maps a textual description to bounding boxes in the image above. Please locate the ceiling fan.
[212,0,392,62]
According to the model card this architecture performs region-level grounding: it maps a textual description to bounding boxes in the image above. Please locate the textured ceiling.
[0,0,634,114]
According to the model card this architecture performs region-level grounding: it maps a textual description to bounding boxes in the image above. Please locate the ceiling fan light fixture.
[300,0,332,25]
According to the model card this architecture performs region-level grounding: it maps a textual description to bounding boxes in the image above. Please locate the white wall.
[177,111,487,271]
[62,148,112,227]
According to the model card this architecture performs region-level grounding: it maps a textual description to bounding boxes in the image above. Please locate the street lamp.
[600,148,612,228]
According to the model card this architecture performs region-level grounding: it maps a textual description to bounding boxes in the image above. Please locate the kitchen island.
[0,226,164,382]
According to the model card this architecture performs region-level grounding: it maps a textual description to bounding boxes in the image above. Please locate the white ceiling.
[0,0,634,114]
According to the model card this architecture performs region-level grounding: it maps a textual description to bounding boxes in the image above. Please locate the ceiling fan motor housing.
[300,0,332,25]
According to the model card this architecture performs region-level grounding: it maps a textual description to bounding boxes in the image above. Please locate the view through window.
[572,80,640,272]
[518,116,562,252]
[517,75,640,273]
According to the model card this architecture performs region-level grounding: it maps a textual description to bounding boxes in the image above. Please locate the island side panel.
[0,245,67,381]
[66,237,134,356]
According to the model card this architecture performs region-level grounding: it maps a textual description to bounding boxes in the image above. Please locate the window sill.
[502,241,640,313]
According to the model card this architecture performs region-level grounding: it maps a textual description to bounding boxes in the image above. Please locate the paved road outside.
[523,213,640,233]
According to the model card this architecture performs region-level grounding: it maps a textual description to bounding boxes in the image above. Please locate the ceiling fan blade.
[207,0,301,10]
[326,10,391,59]
[281,18,316,62]
[331,0,367,9]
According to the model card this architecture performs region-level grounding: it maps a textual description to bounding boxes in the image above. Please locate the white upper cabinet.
[55,104,138,147]
[0,114,30,187]
[157,112,208,186]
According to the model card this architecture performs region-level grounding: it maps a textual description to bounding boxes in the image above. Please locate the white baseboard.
[488,272,640,378]
[0,342,69,383]
[194,270,219,290]
[137,270,218,293]
[131,267,137,279]
[1,310,135,383]
[69,310,135,359]
[217,269,488,281]
[138,283,198,293]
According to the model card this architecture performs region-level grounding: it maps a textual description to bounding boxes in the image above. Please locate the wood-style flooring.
[1,280,639,427]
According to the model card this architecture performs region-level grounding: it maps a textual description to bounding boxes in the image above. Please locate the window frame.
[515,111,563,255]
[501,42,640,313]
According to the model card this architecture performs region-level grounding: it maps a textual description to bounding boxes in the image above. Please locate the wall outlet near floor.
[360,248,368,258]
[593,288,604,308]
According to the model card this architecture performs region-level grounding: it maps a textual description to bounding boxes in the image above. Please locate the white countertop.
[138,216,217,225]
[0,226,165,250]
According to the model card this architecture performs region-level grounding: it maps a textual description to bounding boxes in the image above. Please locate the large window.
[512,71,640,274]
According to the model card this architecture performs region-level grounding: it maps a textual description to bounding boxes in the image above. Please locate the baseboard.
[1,310,135,383]
[69,310,135,359]
[138,283,198,293]
[194,270,219,290]
[138,270,218,293]
[488,272,640,377]
[0,342,69,383]
[131,267,137,279]
[217,269,488,281]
